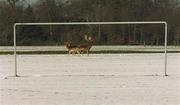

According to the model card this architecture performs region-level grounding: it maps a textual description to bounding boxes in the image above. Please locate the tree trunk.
[156,38,159,45]
[98,24,101,41]
[133,25,136,41]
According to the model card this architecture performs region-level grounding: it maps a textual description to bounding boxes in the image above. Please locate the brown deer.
[65,42,80,55]
[78,35,93,55]
[65,34,94,56]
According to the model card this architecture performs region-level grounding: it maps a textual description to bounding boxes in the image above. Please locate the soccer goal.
[13,21,168,77]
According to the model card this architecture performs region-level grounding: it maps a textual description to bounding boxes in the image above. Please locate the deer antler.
[84,34,93,42]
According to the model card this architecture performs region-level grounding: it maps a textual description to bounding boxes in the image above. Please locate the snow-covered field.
[0,53,180,105]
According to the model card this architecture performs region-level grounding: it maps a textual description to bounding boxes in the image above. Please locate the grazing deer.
[65,42,80,55]
[65,34,94,56]
[78,35,93,55]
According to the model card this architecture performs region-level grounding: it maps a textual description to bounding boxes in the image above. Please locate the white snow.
[0,53,180,105]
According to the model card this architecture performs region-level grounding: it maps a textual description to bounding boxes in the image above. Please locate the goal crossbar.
[13,21,168,77]
[15,21,167,26]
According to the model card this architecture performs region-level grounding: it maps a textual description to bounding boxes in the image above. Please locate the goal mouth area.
[13,21,168,77]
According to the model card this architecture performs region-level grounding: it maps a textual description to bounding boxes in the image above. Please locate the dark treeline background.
[0,0,180,46]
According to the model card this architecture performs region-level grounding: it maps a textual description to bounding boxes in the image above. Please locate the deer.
[65,34,94,56]
[65,42,80,55]
[78,34,93,55]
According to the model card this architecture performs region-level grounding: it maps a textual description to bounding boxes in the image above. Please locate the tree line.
[0,0,180,46]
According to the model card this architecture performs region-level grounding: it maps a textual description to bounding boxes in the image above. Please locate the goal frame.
[13,21,168,77]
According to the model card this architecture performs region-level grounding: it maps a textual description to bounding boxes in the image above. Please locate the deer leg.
[77,49,80,55]
[87,50,89,56]
[68,50,70,55]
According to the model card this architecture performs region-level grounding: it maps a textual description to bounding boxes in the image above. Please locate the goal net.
[13,21,168,77]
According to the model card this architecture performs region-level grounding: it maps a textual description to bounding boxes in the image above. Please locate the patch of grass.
[0,50,179,55]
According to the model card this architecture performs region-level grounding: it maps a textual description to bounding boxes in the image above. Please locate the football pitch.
[0,53,180,105]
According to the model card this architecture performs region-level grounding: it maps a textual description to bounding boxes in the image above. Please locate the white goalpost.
[13,21,168,77]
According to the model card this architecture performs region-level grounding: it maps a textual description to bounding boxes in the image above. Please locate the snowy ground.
[0,53,180,105]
